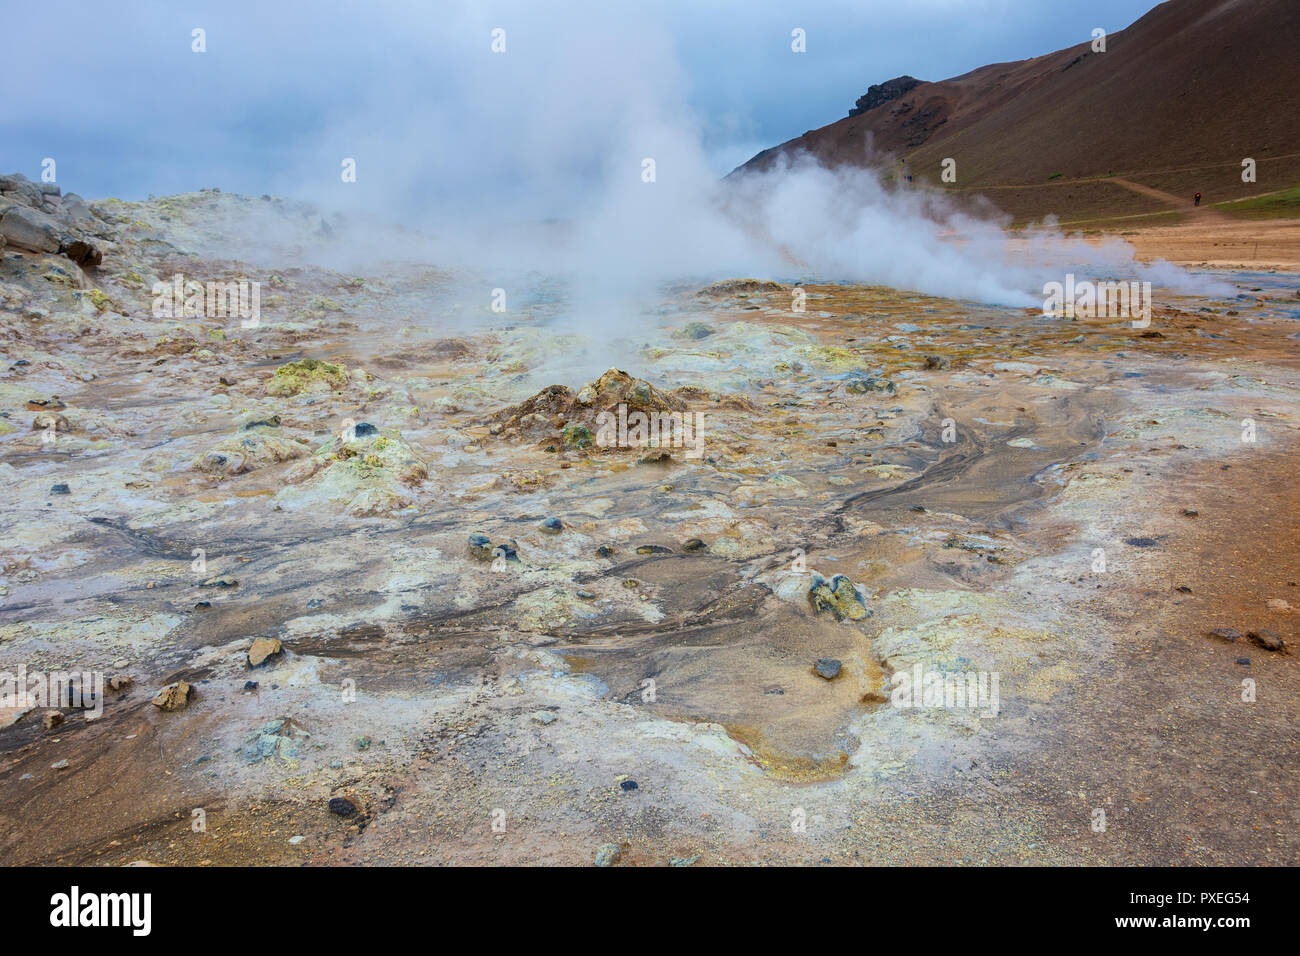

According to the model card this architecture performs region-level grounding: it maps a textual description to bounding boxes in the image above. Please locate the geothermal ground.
[1,189,1297,866]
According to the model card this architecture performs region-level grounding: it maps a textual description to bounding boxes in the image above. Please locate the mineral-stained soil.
[0,189,1297,865]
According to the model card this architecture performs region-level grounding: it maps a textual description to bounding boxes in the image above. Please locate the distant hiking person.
[1194,191,1202,207]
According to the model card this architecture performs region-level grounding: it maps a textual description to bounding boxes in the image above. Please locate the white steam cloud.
[111,0,1229,340]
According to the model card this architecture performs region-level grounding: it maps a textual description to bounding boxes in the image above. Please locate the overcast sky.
[2,0,1160,216]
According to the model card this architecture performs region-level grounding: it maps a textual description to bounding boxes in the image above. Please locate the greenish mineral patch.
[809,573,871,621]
[265,358,348,396]
[563,422,593,448]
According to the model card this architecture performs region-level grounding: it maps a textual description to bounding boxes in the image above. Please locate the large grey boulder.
[0,173,46,209]
[61,193,97,228]
[0,176,106,265]
[0,204,61,253]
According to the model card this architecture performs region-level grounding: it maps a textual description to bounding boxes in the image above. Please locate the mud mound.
[490,368,689,447]
[371,337,474,369]
[695,278,786,297]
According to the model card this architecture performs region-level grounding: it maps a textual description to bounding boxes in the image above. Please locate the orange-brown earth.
[735,0,1300,227]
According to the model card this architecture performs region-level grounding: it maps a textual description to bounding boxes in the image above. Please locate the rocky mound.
[278,424,428,517]
[847,75,922,117]
[0,173,108,267]
[695,278,785,298]
[489,368,689,448]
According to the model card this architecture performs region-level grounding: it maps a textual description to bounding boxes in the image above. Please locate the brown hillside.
[732,0,1300,224]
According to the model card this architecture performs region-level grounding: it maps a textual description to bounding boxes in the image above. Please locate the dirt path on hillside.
[1110,177,1231,222]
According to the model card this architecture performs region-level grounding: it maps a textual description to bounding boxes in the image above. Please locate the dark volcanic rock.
[328,795,359,817]
[60,237,102,267]
[814,658,843,680]
[848,76,923,117]
[1247,629,1285,652]
[468,533,493,561]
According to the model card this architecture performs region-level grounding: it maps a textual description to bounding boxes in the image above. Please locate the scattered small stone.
[1181,509,1199,517]
[1176,585,1192,593]
[576,590,596,600]
[594,843,622,867]
[540,517,563,534]
[597,545,615,558]
[51,759,69,770]
[910,504,926,512]
[1247,629,1284,652]
[813,658,842,680]
[240,414,280,430]
[41,710,64,730]
[619,779,639,791]
[468,533,494,561]
[328,795,359,817]
[193,601,211,610]
[152,681,193,711]
[247,637,284,668]
[923,355,951,370]
[1124,537,1160,548]
[243,680,259,692]
[682,538,706,552]
[288,835,305,845]
[636,544,672,555]
[844,372,896,395]
[531,711,558,725]
[670,855,700,867]
[1208,627,1243,643]
[638,449,673,465]
[25,396,66,411]
[352,422,378,437]
[49,483,70,495]
[201,576,238,588]
[1235,658,1250,666]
